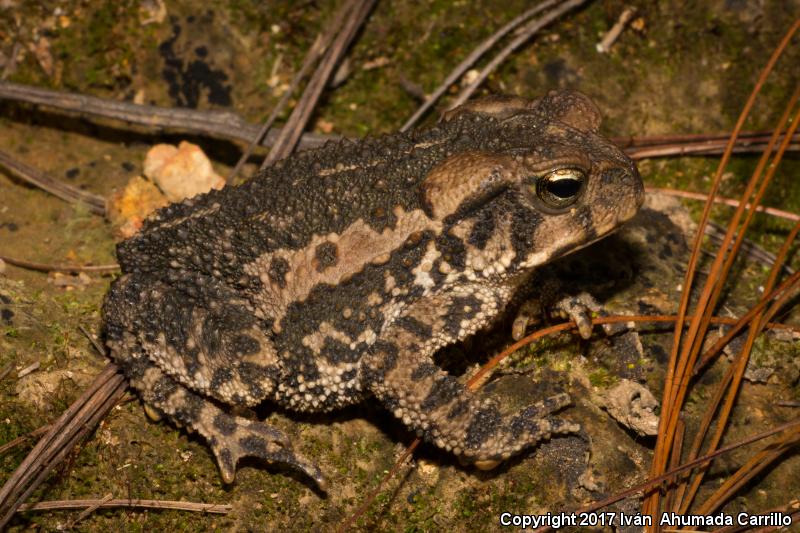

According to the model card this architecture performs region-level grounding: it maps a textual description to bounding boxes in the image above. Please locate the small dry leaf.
[462,69,479,86]
[362,56,390,70]
[107,175,168,238]
[139,0,167,25]
[316,119,335,134]
[31,37,54,77]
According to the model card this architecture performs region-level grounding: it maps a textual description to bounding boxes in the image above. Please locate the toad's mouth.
[559,202,643,258]
[518,197,643,271]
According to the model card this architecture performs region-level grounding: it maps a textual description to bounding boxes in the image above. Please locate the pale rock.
[143,141,225,202]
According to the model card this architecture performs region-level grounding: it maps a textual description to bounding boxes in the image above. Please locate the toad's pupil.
[546,175,582,199]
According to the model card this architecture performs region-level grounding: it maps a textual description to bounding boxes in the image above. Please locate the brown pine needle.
[662,418,685,514]
[0,254,120,274]
[645,19,800,525]
[647,187,799,223]
[0,149,106,215]
[449,0,591,110]
[227,0,356,181]
[0,425,51,456]
[695,427,800,516]
[624,134,800,159]
[64,493,114,529]
[467,315,798,392]
[0,365,127,528]
[334,439,421,533]
[401,0,561,131]
[674,90,800,515]
[263,0,375,167]
[16,497,231,514]
[694,270,800,373]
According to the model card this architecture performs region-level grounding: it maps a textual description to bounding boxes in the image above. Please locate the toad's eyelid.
[522,166,587,187]
[527,162,590,176]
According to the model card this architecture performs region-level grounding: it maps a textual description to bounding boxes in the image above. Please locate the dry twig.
[401,0,561,131]
[449,0,591,110]
[0,149,106,215]
[263,0,375,167]
[595,8,636,53]
[228,3,356,181]
[0,81,333,150]
[0,364,127,529]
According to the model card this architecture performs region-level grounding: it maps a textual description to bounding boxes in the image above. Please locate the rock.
[47,271,92,290]
[143,141,225,202]
[106,175,169,238]
[16,369,74,409]
[596,379,660,436]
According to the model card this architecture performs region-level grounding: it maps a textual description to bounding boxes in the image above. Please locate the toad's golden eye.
[534,168,586,209]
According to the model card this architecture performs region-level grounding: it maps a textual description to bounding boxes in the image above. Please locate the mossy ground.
[1,0,799,530]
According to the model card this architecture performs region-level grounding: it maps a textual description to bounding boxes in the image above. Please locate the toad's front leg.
[364,286,579,467]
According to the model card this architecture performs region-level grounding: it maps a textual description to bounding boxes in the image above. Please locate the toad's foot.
[513,292,620,341]
[204,410,327,490]
[458,392,581,470]
[116,352,326,490]
[369,342,579,467]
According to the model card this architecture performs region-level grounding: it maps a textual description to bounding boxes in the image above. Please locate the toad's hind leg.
[115,351,325,488]
[103,273,324,488]
[103,272,281,407]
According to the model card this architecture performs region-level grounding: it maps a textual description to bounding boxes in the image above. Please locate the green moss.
[453,488,479,518]
[588,367,617,388]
